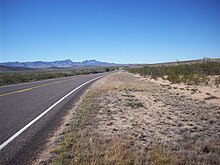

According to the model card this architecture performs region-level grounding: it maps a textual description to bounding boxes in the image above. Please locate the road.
[0,72,107,165]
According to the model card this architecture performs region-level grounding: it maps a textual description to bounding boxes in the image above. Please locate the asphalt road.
[0,72,107,165]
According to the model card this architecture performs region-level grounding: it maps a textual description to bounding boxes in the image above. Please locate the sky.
[0,0,220,64]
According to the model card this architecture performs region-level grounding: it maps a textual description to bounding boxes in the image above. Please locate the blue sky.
[0,0,220,64]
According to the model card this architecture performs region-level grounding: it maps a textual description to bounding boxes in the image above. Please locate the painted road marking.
[16,88,33,93]
[0,78,75,97]
[0,75,104,150]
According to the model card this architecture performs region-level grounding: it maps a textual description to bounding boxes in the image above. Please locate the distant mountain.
[0,59,120,68]
[80,60,117,67]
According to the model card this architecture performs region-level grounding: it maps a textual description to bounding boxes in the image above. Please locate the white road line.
[0,75,104,150]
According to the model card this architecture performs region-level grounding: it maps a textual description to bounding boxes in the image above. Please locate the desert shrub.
[127,62,220,84]
[167,73,181,84]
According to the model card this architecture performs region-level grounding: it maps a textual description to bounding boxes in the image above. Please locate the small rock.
[204,95,218,100]
[107,122,113,126]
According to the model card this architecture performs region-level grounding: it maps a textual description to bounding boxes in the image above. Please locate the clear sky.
[0,0,220,64]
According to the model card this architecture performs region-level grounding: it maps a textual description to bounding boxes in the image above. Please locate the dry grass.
[92,72,147,92]
[72,132,146,165]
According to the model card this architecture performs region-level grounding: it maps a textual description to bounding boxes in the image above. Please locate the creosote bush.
[127,62,220,85]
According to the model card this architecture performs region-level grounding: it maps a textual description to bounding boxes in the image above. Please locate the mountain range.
[0,59,120,68]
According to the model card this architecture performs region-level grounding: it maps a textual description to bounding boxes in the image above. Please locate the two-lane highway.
[0,72,107,165]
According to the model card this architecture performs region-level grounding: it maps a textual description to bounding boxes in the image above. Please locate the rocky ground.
[33,71,220,165]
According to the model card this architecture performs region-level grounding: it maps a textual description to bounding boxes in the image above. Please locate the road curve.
[0,72,108,165]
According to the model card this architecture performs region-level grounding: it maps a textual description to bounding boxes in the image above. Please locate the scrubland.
[0,67,114,86]
[127,62,220,86]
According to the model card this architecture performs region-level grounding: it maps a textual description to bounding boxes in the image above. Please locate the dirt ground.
[90,71,220,164]
[33,71,220,165]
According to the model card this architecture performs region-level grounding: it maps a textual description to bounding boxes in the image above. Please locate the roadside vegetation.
[0,67,115,86]
[127,62,220,85]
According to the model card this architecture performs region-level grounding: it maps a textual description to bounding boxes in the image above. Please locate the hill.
[0,59,120,68]
[0,65,35,72]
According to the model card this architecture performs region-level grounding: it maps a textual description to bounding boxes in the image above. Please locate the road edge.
[31,76,104,165]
